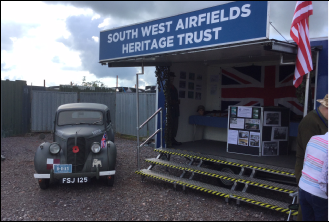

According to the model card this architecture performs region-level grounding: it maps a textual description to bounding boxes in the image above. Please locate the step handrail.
[137,107,162,170]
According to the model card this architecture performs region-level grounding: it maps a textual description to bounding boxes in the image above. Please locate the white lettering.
[185,33,193,44]
[241,4,251,17]
[165,21,172,32]
[113,33,119,42]
[159,23,165,33]
[167,36,174,47]
[122,44,129,54]
[126,30,131,39]
[220,9,229,22]
[144,40,151,50]
[119,31,125,41]
[132,28,138,39]
[230,7,240,20]
[194,31,203,43]
[141,26,152,37]
[107,34,112,43]
[189,16,197,28]
[150,39,158,50]
[206,12,210,24]
[212,27,222,40]
[198,13,206,26]
[177,34,184,45]
[203,29,212,41]
[211,10,220,23]
[159,37,166,48]
[152,24,158,35]
[176,19,184,31]
[185,17,189,29]
[135,42,141,51]
[129,43,134,53]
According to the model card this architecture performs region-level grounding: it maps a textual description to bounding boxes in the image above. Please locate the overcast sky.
[1,1,328,88]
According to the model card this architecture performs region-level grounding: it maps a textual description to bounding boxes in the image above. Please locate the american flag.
[290,1,313,88]
[101,132,107,148]
[221,65,305,116]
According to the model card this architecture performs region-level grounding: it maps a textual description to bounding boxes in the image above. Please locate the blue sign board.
[99,1,269,62]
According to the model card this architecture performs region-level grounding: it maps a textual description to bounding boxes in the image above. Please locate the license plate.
[54,164,72,173]
[61,177,89,184]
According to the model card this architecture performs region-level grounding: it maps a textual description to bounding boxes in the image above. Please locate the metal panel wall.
[79,92,116,131]
[31,91,77,132]
[116,93,155,137]
[1,80,27,137]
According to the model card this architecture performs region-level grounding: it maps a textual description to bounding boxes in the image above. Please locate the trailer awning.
[102,39,319,68]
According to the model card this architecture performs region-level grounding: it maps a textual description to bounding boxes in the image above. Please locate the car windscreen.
[58,110,103,126]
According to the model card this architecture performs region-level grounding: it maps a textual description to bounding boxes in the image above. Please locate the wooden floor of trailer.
[171,140,296,170]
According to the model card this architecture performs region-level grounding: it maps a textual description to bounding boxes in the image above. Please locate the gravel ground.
[1,133,288,221]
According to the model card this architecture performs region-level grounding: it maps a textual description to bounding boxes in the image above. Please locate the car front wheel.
[106,175,115,187]
[38,179,50,189]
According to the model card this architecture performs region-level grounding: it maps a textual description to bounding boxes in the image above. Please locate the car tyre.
[38,179,50,189]
[106,175,115,187]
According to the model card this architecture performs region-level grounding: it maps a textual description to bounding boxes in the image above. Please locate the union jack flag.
[220,65,306,116]
[101,132,107,148]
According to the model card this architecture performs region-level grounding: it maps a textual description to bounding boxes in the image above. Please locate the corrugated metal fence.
[30,91,155,137]
[116,93,156,137]
[31,91,78,132]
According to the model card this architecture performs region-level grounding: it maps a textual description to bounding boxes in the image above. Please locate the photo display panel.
[227,106,262,156]
[262,107,290,155]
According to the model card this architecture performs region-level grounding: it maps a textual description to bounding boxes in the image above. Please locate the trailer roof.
[102,38,322,68]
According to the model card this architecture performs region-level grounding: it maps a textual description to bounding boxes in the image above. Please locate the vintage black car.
[34,103,117,189]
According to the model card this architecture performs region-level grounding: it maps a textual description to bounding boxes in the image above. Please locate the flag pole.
[303,17,311,117]
[303,73,310,117]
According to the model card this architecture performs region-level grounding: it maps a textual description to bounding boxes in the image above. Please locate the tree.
[81,76,107,87]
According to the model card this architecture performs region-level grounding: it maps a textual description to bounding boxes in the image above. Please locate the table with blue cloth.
[189,115,228,140]
[188,115,300,140]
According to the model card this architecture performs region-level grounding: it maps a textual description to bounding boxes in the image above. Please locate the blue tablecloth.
[189,115,228,128]
[188,115,300,137]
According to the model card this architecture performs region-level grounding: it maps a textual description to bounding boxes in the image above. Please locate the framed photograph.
[210,84,217,95]
[249,132,260,147]
[252,108,259,119]
[271,127,288,141]
[180,72,186,79]
[210,74,219,82]
[195,84,202,91]
[245,119,260,130]
[179,90,185,98]
[262,141,279,156]
[189,73,195,81]
[179,81,186,89]
[230,107,237,117]
[188,91,194,99]
[264,111,281,126]
[196,74,202,81]
[188,82,194,90]
[230,118,244,129]
[195,92,201,100]
[238,138,249,146]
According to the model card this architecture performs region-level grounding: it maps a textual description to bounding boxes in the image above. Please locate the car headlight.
[91,142,101,154]
[49,143,61,154]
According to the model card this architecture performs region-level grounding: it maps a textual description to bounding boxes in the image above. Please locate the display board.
[227,106,290,156]
[262,107,290,156]
[227,106,262,156]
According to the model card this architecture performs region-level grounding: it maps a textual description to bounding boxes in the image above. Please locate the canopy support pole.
[136,62,144,170]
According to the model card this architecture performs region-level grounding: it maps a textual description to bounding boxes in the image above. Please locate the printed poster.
[237,107,252,118]
[228,130,238,145]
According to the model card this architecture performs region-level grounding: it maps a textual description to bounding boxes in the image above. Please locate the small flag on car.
[47,158,60,170]
[101,132,107,148]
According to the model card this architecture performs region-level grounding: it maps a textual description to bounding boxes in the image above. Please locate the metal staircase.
[136,147,299,219]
